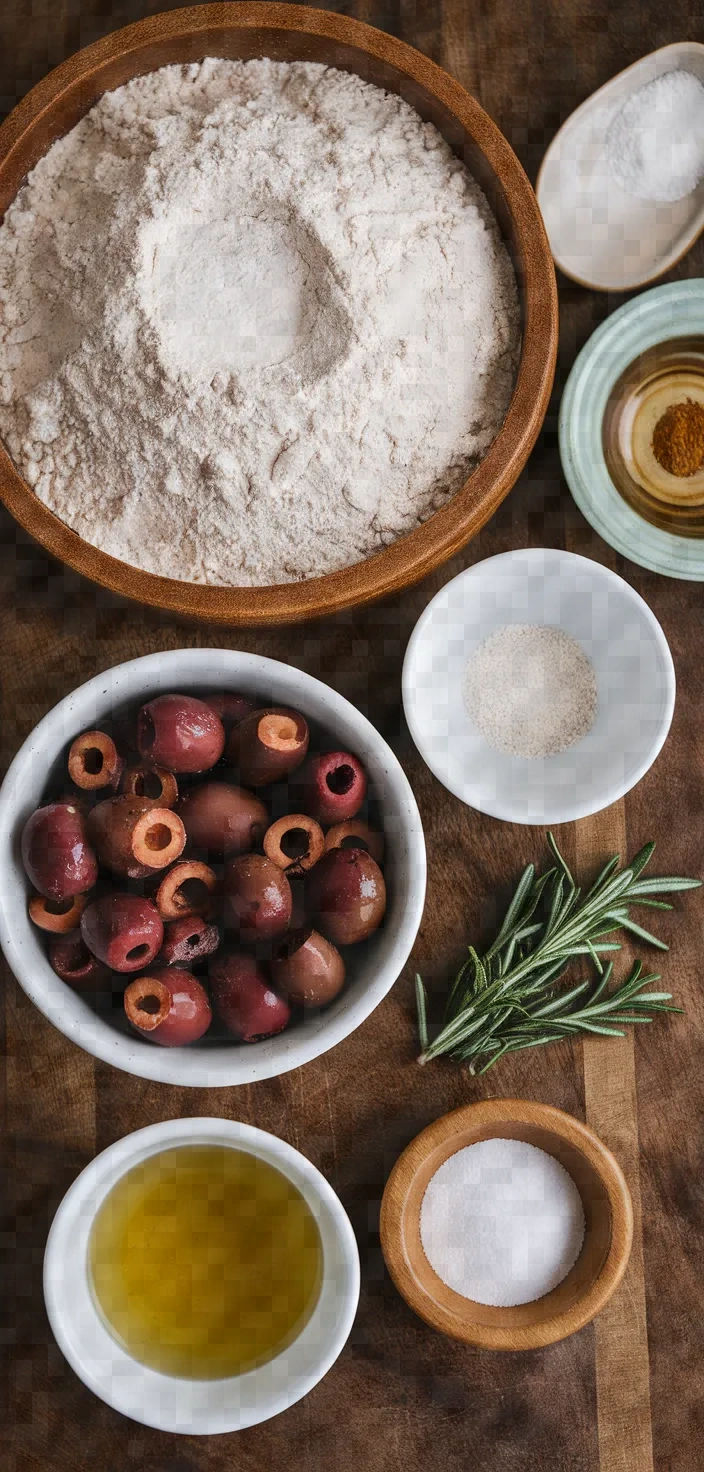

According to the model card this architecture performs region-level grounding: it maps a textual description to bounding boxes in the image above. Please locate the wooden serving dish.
[0,3,557,625]
[380,1098,633,1351]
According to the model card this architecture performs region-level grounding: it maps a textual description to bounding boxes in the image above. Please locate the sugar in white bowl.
[402,547,676,825]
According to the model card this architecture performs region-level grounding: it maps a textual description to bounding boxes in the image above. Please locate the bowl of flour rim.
[379,1097,633,1352]
[0,2,557,626]
[402,547,675,825]
[0,648,426,1087]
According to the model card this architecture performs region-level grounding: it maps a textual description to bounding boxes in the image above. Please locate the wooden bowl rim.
[0,3,557,626]
[379,1097,634,1351]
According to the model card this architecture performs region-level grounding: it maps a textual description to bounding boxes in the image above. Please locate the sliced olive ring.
[263,814,324,873]
[324,819,384,865]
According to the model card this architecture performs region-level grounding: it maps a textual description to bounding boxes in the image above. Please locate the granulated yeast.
[0,60,520,586]
[463,624,598,759]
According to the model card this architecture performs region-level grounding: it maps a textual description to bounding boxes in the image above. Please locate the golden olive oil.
[89,1144,322,1380]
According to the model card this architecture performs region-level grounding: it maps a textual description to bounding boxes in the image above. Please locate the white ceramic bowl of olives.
[0,649,426,1085]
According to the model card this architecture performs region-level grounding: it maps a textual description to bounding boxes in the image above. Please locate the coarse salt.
[606,69,704,204]
[419,1137,586,1308]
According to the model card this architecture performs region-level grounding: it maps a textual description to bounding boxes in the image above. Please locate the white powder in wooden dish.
[0,59,520,586]
[463,624,598,759]
[420,1138,586,1307]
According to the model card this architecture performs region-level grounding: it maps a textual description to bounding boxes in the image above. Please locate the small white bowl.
[0,648,426,1085]
[402,548,675,825]
[537,42,704,292]
[44,1116,360,1433]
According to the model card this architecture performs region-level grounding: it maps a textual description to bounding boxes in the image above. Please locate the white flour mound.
[0,59,520,586]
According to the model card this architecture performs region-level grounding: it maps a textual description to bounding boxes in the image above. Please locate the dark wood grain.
[1,2,703,1470]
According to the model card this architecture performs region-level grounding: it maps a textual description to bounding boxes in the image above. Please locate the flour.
[0,59,520,586]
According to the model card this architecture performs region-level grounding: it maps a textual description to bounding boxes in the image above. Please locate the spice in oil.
[651,398,704,478]
[603,336,704,537]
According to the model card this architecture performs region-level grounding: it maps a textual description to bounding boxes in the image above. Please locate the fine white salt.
[606,69,704,204]
[420,1138,586,1308]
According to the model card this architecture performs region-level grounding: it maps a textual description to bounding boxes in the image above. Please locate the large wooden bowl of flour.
[0,3,557,625]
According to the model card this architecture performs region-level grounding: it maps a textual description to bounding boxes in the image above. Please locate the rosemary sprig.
[416,834,700,1075]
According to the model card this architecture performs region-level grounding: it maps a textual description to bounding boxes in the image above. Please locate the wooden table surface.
[2,2,703,1469]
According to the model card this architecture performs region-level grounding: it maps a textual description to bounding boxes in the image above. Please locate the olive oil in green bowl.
[89,1144,323,1380]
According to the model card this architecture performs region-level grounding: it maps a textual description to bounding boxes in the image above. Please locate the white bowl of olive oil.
[44,1117,360,1433]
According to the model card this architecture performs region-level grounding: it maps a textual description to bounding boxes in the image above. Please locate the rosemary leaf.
[491,863,536,946]
[415,974,428,1054]
[415,835,700,1073]
[614,917,670,949]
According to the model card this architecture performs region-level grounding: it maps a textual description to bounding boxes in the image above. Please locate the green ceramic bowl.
[560,279,704,579]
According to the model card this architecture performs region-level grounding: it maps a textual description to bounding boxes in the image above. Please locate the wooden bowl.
[380,1098,633,1351]
[0,4,557,625]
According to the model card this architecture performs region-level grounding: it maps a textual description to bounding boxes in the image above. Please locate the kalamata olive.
[154,860,218,921]
[81,893,164,973]
[209,952,291,1041]
[67,730,124,792]
[49,931,109,989]
[124,967,212,1046]
[271,928,345,1007]
[301,751,367,825]
[223,853,292,942]
[288,875,307,931]
[229,707,309,786]
[324,819,384,865]
[87,796,186,878]
[176,782,268,856]
[202,692,257,729]
[54,790,90,816]
[158,915,221,966]
[28,891,87,934]
[21,802,98,902]
[121,763,179,808]
[263,814,324,873]
[305,848,386,945]
[137,694,225,773]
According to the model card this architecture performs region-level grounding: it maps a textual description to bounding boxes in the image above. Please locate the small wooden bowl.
[380,1098,633,1351]
[0,3,557,625]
